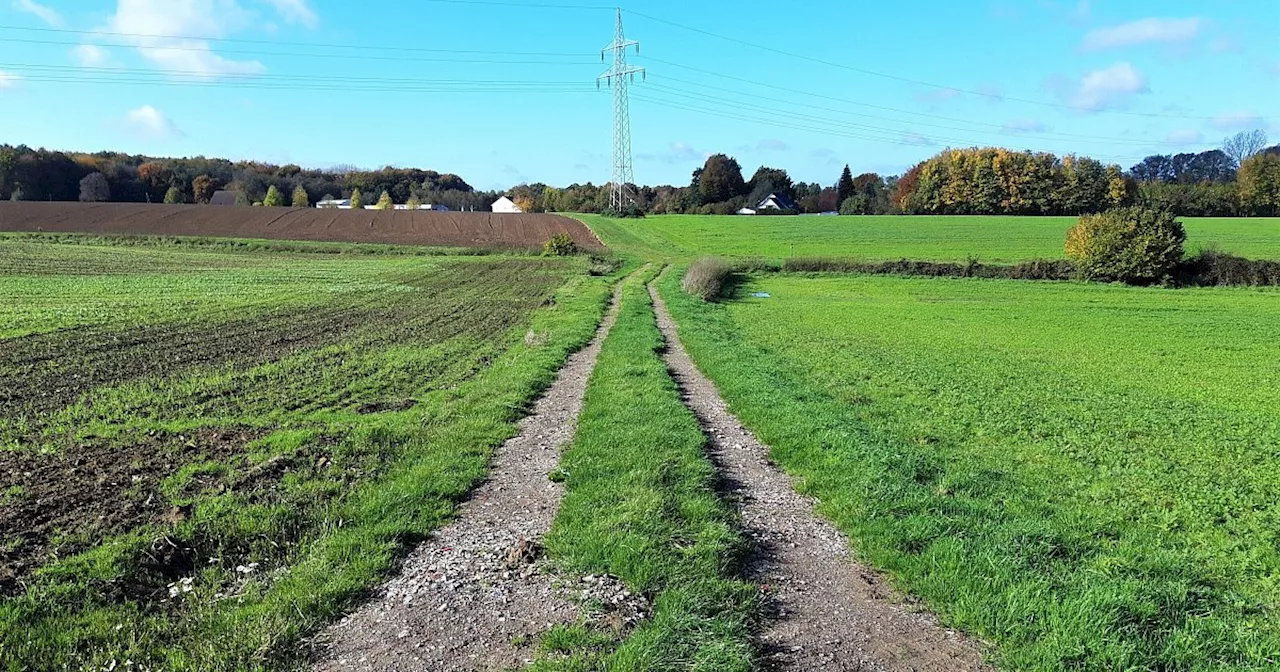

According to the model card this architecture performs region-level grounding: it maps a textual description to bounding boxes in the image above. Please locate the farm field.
[0,236,615,670]
[0,202,604,251]
[659,271,1280,669]
[581,213,1280,263]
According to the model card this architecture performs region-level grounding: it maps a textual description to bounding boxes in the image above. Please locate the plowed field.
[0,202,603,251]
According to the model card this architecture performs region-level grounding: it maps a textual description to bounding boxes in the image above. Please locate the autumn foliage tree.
[375,190,394,210]
[896,148,1133,215]
[1065,207,1185,284]
[191,174,219,204]
[291,185,309,208]
[1237,152,1280,216]
[78,172,110,202]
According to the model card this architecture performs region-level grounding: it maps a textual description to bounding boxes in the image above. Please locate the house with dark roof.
[209,190,239,206]
[755,192,798,212]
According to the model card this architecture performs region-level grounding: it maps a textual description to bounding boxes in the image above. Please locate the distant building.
[736,207,758,216]
[317,198,351,209]
[755,192,799,212]
[492,196,523,214]
[209,190,239,206]
[391,204,451,211]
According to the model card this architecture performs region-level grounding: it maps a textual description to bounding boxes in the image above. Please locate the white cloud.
[123,105,185,140]
[262,0,318,27]
[102,0,276,77]
[12,0,62,26]
[1069,62,1150,111]
[0,71,19,88]
[810,148,840,166]
[1002,119,1048,134]
[72,44,112,67]
[1210,111,1264,131]
[757,139,790,152]
[1165,128,1204,145]
[1082,17,1203,51]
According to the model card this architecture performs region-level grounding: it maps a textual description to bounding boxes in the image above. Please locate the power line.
[641,60,1192,147]
[0,37,599,65]
[0,24,594,57]
[2,62,593,86]
[644,82,1184,149]
[631,94,1150,165]
[625,9,1219,121]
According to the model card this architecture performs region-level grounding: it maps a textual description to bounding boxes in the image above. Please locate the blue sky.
[0,0,1276,189]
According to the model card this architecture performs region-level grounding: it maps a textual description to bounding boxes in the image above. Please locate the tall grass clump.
[681,257,731,301]
[1065,207,1185,284]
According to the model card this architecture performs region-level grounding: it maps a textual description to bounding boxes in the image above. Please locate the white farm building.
[492,196,523,214]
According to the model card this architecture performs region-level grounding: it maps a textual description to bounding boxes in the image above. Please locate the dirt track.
[0,202,604,251]
[649,277,987,671]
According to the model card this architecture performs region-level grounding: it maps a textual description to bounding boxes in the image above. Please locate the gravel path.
[648,280,988,672]
[314,275,635,672]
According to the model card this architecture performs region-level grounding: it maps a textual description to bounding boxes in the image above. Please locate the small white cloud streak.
[13,0,62,27]
[1081,17,1203,51]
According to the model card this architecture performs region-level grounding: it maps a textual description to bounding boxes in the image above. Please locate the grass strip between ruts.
[532,268,757,671]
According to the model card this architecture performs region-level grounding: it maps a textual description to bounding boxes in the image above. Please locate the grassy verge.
[532,268,757,671]
[1,256,621,671]
[659,269,1280,670]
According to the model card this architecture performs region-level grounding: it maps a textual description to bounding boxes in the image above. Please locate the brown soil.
[649,279,989,672]
[314,271,638,672]
[0,427,261,596]
[0,202,604,251]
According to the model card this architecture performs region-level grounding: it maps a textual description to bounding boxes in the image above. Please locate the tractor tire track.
[648,278,988,672]
[314,270,640,672]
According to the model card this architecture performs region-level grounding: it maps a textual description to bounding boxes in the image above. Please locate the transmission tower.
[599,8,644,212]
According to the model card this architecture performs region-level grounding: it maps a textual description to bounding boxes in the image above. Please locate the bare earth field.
[0,202,604,251]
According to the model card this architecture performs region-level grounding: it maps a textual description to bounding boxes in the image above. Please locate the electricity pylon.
[599,8,644,212]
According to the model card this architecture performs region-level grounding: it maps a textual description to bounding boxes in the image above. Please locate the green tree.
[234,190,250,206]
[405,194,422,210]
[836,164,855,206]
[291,185,309,208]
[698,154,746,204]
[349,188,363,209]
[262,185,284,207]
[375,190,394,210]
[163,186,185,204]
[10,184,24,201]
[747,166,795,204]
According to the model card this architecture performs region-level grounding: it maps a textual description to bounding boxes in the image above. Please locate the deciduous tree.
[697,154,746,204]
[262,185,284,207]
[375,190,394,210]
[192,174,219,204]
[79,172,110,202]
[291,185,309,208]
[349,188,363,209]
[163,186,185,204]
[1223,130,1268,168]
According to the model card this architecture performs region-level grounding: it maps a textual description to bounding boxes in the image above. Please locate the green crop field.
[0,235,616,670]
[582,214,1280,263]
[659,271,1280,670]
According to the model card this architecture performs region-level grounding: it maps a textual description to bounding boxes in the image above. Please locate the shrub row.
[781,257,1076,281]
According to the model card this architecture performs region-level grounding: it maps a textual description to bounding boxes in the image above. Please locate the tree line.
[4,130,1278,217]
[0,145,494,211]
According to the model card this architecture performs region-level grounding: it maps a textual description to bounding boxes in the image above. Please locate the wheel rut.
[647,278,988,672]
[313,271,638,672]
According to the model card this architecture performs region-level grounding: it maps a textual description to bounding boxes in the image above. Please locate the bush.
[1179,247,1280,287]
[682,257,732,301]
[1065,207,1185,284]
[542,233,578,257]
[601,204,646,218]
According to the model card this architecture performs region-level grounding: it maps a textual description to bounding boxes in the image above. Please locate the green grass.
[580,214,1280,263]
[660,270,1280,670]
[532,268,756,671]
[0,237,620,671]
